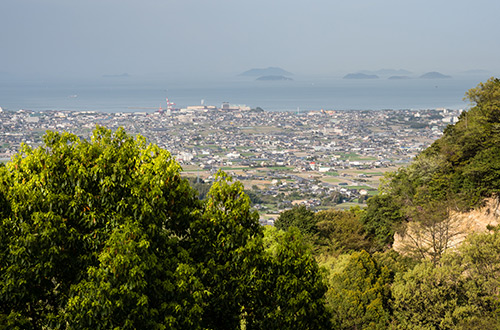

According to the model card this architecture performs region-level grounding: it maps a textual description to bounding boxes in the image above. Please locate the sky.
[1,0,500,80]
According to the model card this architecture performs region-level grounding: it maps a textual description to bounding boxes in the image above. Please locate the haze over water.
[0,74,491,113]
[1,1,499,112]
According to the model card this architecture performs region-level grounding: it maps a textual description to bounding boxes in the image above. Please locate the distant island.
[419,72,452,79]
[343,73,379,79]
[256,75,293,81]
[240,67,293,77]
[388,76,412,80]
[360,69,413,76]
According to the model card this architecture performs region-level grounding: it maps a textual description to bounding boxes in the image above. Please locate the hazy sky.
[2,0,499,79]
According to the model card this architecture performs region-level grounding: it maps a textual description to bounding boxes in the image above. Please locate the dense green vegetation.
[2,78,500,329]
[0,128,329,329]
[272,78,500,328]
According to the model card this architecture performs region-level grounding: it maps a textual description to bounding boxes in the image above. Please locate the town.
[0,104,462,224]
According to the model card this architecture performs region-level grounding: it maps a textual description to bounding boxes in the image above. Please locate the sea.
[0,74,494,113]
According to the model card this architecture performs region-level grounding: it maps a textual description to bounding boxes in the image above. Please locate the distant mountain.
[239,67,293,77]
[256,75,293,81]
[343,73,379,79]
[419,72,451,79]
[360,69,413,76]
[388,76,412,80]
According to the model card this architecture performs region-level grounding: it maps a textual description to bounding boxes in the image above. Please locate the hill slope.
[363,77,500,252]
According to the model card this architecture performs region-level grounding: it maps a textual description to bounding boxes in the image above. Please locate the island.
[343,73,379,79]
[361,69,413,76]
[239,67,293,77]
[256,75,293,81]
[388,76,412,80]
[419,72,452,79]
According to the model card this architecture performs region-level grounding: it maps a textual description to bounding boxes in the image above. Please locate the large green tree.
[274,205,316,235]
[315,208,370,253]
[246,227,331,329]
[326,250,392,329]
[0,127,203,328]
[0,127,331,329]
[188,172,262,329]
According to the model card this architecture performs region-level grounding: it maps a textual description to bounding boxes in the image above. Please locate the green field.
[335,152,378,161]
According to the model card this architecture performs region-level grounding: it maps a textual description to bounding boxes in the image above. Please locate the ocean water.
[0,75,492,113]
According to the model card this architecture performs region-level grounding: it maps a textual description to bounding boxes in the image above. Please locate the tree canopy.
[0,127,330,329]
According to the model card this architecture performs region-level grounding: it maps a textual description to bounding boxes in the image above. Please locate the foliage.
[0,127,331,329]
[274,205,316,235]
[448,229,500,322]
[188,172,262,330]
[246,227,331,330]
[392,229,500,329]
[0,127,202,328]
[326,250,392,329]
[315,208,370,253]
[393,77,500,209]
[360,194,405,251]
[392,261,472,330]
[357,77,500,257]
[185,176,212,200]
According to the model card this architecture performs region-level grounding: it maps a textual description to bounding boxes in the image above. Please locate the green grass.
[324,171,339,176]
[322,177,341,183]
[334,202,366,210]
[335,153,378,161]
[263,166,295,171]
[364,172,385,176]
[220,167,247,171]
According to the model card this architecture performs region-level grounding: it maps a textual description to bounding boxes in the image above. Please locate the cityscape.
[0,103,462,223]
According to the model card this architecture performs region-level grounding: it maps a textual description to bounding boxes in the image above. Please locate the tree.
[188,172,263,330]
[274,205,316,235]
[0,127,204,328]
[0,127,332,328]
[246,227,331,330]
[315,209,370,253]
[448,229,500,325]
[360,194,405,251]
[394,200,466,264]
[392,229,500,329]
[326,250,392,329]
[392,261,472,330]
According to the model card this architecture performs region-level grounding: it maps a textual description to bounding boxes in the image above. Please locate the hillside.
[372,77,500,256]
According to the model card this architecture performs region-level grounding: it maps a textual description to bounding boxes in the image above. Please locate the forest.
[1,78,499,329]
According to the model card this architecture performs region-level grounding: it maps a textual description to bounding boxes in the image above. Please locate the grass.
[324,171,339,176]
[335,152,378,161]
[262,166,295,171]
[322,177,342,183]
[334,202,366,210]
